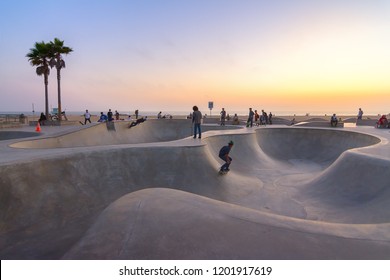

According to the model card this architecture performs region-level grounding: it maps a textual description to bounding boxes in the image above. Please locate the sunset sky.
[0,0,389,115]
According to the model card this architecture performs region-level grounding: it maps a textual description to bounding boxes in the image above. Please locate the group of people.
[38,110,68,124]
[192,105,276,138]
[82,109,140,124]
[330,108,389,128]
[219,108,238,126]
[357,108,389,128]
[80,108,149,129]
[95,109,121,123]
[247,108,273,127]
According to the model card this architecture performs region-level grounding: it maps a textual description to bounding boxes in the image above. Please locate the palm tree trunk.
[44,74,49,119]
[57,68,61,123]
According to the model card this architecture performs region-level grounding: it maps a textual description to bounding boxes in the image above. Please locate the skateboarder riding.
[219,140,234,173]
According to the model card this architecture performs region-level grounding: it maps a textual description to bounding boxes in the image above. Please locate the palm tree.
[26,41,51,119]
[49,38,73,122]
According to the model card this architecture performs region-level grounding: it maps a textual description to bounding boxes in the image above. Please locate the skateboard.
[218,169,229,175]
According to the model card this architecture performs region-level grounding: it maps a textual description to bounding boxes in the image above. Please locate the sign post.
[208,101,214,116]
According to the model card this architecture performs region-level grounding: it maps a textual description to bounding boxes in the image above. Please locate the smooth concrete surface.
[293,121,344,127]
[0,119,389,259]
[0,131,40,140]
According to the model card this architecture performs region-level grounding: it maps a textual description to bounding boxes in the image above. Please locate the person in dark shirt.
[247,108,254,127]
[107,109,113,121]
[218,140,234,173]
[128,116,147,128]
[38,112,47,125]
[330,113,338,127]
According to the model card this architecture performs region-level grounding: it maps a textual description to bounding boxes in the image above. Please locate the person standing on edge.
[192,105,202,139]
[220,108,226,126]
[84,109,91,124]
[330,113,338,127]
[219,140,234,173]
[357,108,363,120]
[247,108,254,127]
[107,109,113,121]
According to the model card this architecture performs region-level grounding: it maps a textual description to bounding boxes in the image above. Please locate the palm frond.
[36,65,50,76]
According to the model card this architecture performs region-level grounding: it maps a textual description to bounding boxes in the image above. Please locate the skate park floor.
[1,119,390,259]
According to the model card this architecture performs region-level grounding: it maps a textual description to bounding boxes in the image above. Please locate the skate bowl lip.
[204,126,383,156]
[8,120,243,149]
[8,121,383,150]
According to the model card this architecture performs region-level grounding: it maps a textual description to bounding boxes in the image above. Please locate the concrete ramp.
[10,119,241,148]
[298,151,390,223]
[63,188,390,260]
[1,124,390,259]
[10,120,194,148]
[256,127,380,164]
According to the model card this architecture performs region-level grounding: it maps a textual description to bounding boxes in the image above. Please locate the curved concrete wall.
[0,126,388,259]
[10,120,241,148]
[256,127,380,164]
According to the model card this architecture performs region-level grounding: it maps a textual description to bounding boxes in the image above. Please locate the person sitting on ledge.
[97,112,108,122]
[376,115,389,128]
[129,116,147,128]
[232,114,239,125]
[330,113,338,127]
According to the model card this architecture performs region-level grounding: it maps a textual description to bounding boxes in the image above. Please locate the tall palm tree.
[26,41,51,119]
[49,38,73,122]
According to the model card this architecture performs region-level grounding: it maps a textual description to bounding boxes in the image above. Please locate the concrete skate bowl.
[0,131,40,141]
[10,119,240,148]
[1,126,390,259]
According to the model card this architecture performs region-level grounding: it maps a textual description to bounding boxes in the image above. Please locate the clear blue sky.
[1,0,389,115]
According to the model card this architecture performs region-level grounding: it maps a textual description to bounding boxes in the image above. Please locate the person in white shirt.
[84,109,91,124]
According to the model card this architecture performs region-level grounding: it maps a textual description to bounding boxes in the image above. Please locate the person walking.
[84,109,91,124]
[192,105,202,139]
[219,140,234,173]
